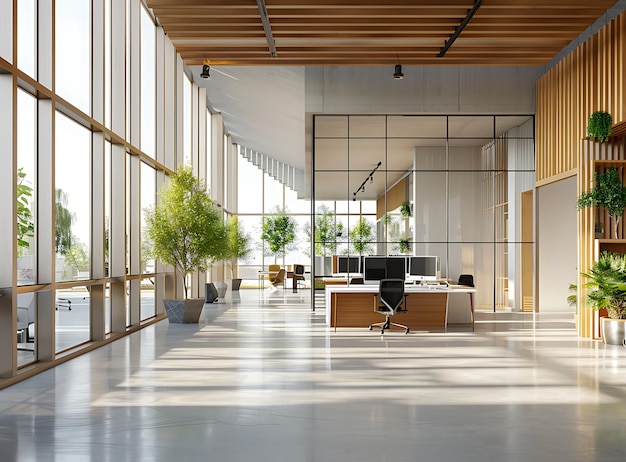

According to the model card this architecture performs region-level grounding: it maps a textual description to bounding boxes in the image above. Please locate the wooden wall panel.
[537,12,626,184]
[537,12,626,338]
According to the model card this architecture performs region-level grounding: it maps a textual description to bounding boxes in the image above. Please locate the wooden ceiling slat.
[145,0,617,67]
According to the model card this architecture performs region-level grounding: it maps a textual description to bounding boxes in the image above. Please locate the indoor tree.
[261,206,298,263]
[145,165,229,298]
[304,204,345,257]
[349,217,375,256]
[225,215,252,281]
[576,168,626,239]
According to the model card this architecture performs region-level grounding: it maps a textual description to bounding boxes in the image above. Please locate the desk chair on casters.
[293,264,306,289]
[369,279,409,335]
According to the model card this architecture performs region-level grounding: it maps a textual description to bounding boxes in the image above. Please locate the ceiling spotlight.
[393,64,404,79]
[200,60,211,79]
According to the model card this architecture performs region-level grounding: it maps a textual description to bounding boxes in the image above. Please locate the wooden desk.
[325,284,476,331]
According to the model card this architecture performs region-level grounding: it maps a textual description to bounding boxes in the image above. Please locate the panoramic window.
[140,5,155,157]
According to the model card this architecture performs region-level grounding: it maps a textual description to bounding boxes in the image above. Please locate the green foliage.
[581,252,626,319]
[576,168,626,238]
[261,207,298,262]
[225,215,252,278]
[145,165,229,298]
[17,168,35,252]
[65,241,89,278]
[567,283,578,308]
[55,188,75,256]
[587,111,613,142]
[399,238,411,254]
[306,204,344,257]
[349,217,375,255]
[381,214,393,225]
[400,200,413,218]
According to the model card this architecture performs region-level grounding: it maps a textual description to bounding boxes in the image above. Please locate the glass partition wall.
[313,115,535,312]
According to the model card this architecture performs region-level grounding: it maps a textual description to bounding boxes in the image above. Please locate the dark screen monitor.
[338,256,360,274]
[363,256,407,282]
[386,256,407,279]
[363,257,387,282]
[408,256,439,281]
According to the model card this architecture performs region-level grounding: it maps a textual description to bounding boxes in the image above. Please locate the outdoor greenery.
[55,188,75,256]
[261,206,298,262]
[305,204,345,257]
[581,251,626,319]
[225,215,252,279]
[576,168,626,238]
[145,165,229,298]
[17,168,35,253]
[587,111,613,142]
[349,217,375,255]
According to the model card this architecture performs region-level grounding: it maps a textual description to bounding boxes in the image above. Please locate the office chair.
[293,264,306,288]
[269,269,286,289]
[369,279,409,335]
[458,274,475,287]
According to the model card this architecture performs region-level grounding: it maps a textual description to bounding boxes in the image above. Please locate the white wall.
[537,176,577,312]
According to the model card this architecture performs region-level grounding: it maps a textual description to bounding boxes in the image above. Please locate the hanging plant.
[400,200,413,218]
[399,238,411,254]
[587,111,613,142]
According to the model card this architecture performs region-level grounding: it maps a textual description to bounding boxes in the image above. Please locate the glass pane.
[55,0,91,115]
[448,116,494,139]
[448,143,485,171]
[349,115,386,138]
[263,172,283,213]
[141,163,155,274]
[315,171,349,202]
[237,157,263,213]
[387,115,447,138]
[183,74,192,165]
[17,0,36,77]
[56,287,90,353]
[315,115,348,137]
[496,116,534,139]
[448,242,494,311]
[17,89,37,286]
[17,293,36,367]
[0,0,12,61]
[285,186,311,214]
[315,138,348,170]
[140,6,156,157]
[140,277,155,321]
[413,171,446,243]
[55,113,91,282]
[448,171,494,242]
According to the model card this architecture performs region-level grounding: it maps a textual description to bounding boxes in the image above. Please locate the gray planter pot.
[163,298,205,324]
[600,317,626,345]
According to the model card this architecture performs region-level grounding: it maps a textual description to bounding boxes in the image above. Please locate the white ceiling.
[192,65,306,170]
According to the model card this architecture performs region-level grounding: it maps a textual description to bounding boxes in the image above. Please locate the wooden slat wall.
[536,12,626,183]
[537,12,626,338]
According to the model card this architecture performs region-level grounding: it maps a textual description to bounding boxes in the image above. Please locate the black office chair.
[458,274,474,287]
[369,279,409,335]
[293,264,306,288]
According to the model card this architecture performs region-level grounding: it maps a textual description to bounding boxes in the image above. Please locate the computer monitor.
[337,255,360,274]
[386,256,407,279]
[363,256,407,283]
[407,256,439,282]
[363,256,387,283]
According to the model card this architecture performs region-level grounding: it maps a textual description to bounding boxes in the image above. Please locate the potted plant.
[581,251,626,345]
[225,216,252,291]
[576,168,626,239]
[399,237,411,254]
[145,165,229,323]
[587,111,613,142]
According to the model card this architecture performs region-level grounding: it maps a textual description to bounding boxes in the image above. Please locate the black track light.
[393,64,403,79]
[200,64,211,79]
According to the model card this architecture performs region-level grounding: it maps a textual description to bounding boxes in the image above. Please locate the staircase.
[239,146,307,199]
